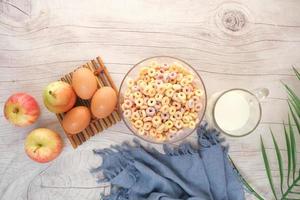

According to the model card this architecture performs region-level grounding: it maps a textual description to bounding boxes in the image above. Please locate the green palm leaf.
[260,136,278,200]
[284,124,292,187]
[285,84,300,118]
[270,129,284,194]
[293,66,300,80]
[288,115,297,181]
[289,102,300,136]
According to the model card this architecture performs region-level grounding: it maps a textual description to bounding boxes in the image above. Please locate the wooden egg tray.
[56,56,121,148]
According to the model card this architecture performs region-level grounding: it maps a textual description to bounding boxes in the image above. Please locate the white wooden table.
[1,0,300,199]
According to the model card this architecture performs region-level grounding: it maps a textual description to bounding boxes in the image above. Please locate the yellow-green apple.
[4,93,40,127]
[43,81,76,113]
[25,128,63,163]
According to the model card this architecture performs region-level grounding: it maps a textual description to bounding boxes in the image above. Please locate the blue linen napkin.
[92,123,245,200]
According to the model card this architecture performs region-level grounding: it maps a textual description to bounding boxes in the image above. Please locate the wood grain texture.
[0,0,300,199]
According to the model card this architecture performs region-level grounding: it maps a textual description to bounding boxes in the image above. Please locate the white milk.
[214,91,250,132]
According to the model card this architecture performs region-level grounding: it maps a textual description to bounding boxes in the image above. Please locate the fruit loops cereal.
[121,62,204,142]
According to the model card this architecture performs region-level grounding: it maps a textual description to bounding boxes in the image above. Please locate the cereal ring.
[148,88,156,97]
[148,83,156,89]
[163,73,170,82]
[134,91,142,99]
[138,110,146,118]
[147,98,156,107]
[176,73,183,81]
[156,73,164,80]
[170,115,177,121]
[169,127,178,134]
[140,105,148,110]
[178,92,186,101]
[192,96,200,103]
[139,67,149,75]
[149,128,156,137]
[169,106,177,115]
[143,122,152,131]
[183,123,189,128]
[155,80,164,87]
[172,101,181,110]
[157,124,165,134]
[154,101,162,110]
[182,85,192,93]
[158,68,165,73]
[179,107,186,113]
[185,75,194,83]
[172,84,182,91]
[123,110,132,118]
[134,120,143,128]
[156,134,166,141]
[135,98,144,107]
[137,128,145,135]
[161,112,170,121]
[189,112,198,119]
[138,81,147,89]
[195,102,203,112]
[182,115,191,123]
[169,72,177,79]
[195,89,204,97]
[174,120,183,129]
[155,93,163,102]
[131,111,140,121]
[126,78,134,87]
[169,64,178,72]
[161,97,170,105]
[152,116,162,126]
[165,89,175,97]
[124,99,133,108]
[131,85,139,92]
[143,116,152,122]
[146,107,156,116]
[169,79,177,84]
[148,68,156,77]
[186,99,195,109]
[131,105,138,113]
[180,78,189,86]
[187,92,194,99]
[175,111,183,119]
[188,121,196,129]
[143,76,151,82]
[156,85,166,94]
[165,83,173,89]
[128,94,135,101]
[160,105,169,113]
[165,120,173,129]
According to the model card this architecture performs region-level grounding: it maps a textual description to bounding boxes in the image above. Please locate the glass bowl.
[118,56,207,144]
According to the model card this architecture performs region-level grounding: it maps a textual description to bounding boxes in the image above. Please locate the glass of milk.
[207,88,268,137]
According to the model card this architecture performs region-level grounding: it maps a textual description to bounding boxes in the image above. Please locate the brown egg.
[62,106,91,134]
[91,87,117,119]
[72,68,98,99]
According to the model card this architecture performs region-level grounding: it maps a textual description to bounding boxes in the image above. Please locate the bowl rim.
[118,56,207,144]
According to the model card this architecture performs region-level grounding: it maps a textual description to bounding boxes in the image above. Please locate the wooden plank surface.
[0,0,300,199]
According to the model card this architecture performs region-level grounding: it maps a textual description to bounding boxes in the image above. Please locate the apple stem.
[33,145,42,153]
[49,90,56,98]
[12,107,19,114]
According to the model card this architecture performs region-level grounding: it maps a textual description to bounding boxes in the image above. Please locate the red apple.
[25,128,63,163]
[4,93,40,127]
[43,81,76,113]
